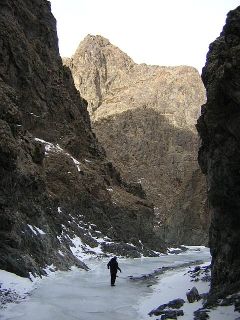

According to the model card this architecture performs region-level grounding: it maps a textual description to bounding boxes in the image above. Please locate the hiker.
[107,256,122,286]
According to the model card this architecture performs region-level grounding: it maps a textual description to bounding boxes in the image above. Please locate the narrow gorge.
[1,0,240,310]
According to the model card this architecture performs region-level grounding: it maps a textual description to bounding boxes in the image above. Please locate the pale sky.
[50,0,239,72]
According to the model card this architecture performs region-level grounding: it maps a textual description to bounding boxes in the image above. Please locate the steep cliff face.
[0,0,165,278]
[65,35,209,245]
[197,6,240,295]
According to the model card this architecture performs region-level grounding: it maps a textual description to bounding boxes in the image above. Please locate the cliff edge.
[0,0,164,277]
[197,5,240,295]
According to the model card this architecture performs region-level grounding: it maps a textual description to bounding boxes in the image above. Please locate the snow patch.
[34,227,46,235]
[0,270,34,296]
[58,250,65,257]
[57,235,62,243]
[27,224,37,235]
[67,223,117,261]
[138,264,210,320]
[70,236,97,260]
[27,224,45,236]
[29,112,40,118]
[34,138,82,172]
[35,138,63,154]
[0,270,35,307]
[43,264,57,275]
[71,156,81,172]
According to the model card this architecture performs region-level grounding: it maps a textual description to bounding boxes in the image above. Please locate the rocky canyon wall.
[65,35,209,245]
[0,0,165,278]
[197,5,240,295]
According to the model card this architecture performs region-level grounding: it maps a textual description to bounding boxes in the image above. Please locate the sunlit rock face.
[0,0,165,278]
[65,35,209,245]
[197,6,240,295]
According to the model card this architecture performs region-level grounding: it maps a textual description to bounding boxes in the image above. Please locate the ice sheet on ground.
[0,247,212,320]
[3,247,237,319]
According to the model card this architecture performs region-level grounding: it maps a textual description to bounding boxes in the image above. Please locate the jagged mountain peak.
[73,34,135,71]
[66,35,204,124]
[79,34,112,48]
[65,35,209,246]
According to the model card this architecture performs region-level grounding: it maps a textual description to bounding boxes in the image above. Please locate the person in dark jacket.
[107,256,121,286]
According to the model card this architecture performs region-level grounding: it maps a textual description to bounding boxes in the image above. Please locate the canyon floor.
[1,247,237,320]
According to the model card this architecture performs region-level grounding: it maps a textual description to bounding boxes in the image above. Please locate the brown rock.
[187,286,201,303]
[65,35,209,245]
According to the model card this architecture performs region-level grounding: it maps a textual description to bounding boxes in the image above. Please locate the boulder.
[193,309,209,320]
[168,299,185,309]
[160,310,184,319]
[149,298,185,316]
[186,287,201,303]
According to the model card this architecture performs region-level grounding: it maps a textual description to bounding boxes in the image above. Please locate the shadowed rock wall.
[0,0,164,277]
[197,5,240,295]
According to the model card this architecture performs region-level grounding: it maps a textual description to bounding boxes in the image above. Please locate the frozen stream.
[1,247,211,320]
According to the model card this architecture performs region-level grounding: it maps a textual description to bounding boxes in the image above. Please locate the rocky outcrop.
[65,35,209,245]
[197,6,240,295]
[0,0,165,278]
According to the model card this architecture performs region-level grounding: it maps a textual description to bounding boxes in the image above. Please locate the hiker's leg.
[111,272,116,285]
